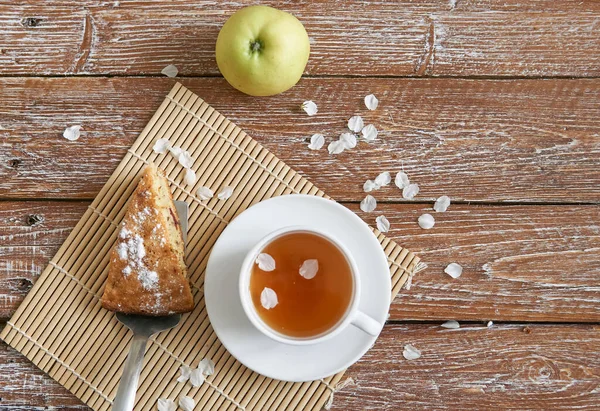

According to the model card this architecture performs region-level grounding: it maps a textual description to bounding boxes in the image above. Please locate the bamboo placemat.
[1,83,423,411]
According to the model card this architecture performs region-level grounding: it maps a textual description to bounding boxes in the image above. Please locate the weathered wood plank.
[0,327,87,410]
[1,201,598,322]
[1,323,598,410]
[0,201,87,319]
[356,203,600,322]
[333,323,600,410]
[0,1,599,77]
[1,77,599,202]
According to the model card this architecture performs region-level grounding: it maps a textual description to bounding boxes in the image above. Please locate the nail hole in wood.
[26,214,44,226]
[20,278,33,289]
[21,17,42,27]
[8,158,22,169]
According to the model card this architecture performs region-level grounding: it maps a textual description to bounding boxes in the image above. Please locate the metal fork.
[112,200,188,411]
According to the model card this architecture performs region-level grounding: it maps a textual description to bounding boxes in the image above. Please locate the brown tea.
[249,232,353,338]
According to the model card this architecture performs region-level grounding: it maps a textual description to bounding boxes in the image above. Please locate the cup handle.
[351,311,383,336]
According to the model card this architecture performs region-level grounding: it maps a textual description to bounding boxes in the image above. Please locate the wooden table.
[1,1,599,409]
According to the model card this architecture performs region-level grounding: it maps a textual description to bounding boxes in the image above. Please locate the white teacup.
[239,225,383,345]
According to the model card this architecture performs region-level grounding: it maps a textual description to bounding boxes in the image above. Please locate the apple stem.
[250,40,263,53]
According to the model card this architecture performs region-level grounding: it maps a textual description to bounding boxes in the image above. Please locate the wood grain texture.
[332,323,600,411]
[2,323,598,410]
[1,1,599,77]
[0,201,87,319]
[355,203,600,322]
[1,77,599,202]
[1,201,598,322]
[0,330,88,410]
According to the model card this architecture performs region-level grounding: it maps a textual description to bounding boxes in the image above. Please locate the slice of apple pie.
[101,164,194,316]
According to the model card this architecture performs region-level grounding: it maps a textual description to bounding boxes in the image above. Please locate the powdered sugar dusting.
[118,230,159,290]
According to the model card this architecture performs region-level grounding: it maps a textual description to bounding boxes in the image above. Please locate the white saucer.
[204,195,391,382]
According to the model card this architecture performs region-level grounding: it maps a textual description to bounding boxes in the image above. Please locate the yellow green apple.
[215,5,310,96]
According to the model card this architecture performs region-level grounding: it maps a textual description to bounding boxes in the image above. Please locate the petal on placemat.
[178,151,194,169]
[184,168,197,186]
[153,138,170,154]
[197,186,214,201]
[189,368,205,387]
[179,396,195,411]
[217,186,234,200]
[199,358,215,376]
[157,398,177,411]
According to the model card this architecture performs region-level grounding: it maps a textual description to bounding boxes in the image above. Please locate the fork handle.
[113,334,148,411]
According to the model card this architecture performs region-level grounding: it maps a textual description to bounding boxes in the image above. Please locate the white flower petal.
[161,64,178,78]
[441,320,460,329]
[363,179,379,192]
[360,195,377,212]
[487,320,494,328]
[179,396,195,411]
[364,94,379,110]
[308,134,325,150]
[217,186,233,200]
[255,253,276,272]
[339,133,357,149]
[153,138,170,154]
[376,215,390,233]
[198,358,215,376]
[328,140,345,155]
[348,116,364,133]
[361,124,378,142]
[434,195,451,212]
[301,100,318,116]
[189,368,205,387]
[299,259,319,279]
[62,125,82,141]
[197,186,214,201]
[418,213,435,229]
[403,344,421,360]
[177,365,192,382]
[184,168,197,186]
[169,146,183,160]
[375,171,391,187]
[403,183,420,200]
[444,263,463,279]
[178,151,193,169]
[260,287,278,309]
[394,172,410,189]
[157,398,177,411]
